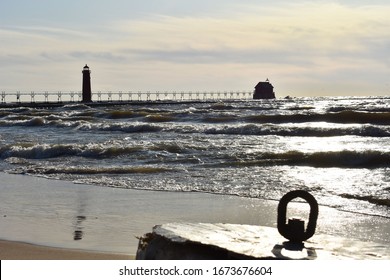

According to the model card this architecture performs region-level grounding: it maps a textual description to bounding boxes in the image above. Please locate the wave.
[62,104,92,110]
[91,110,390,127]
[244,111,390,125]
[5,142,383,169]
[214,150,390,168]
[98,108,173,119]
[0,117,46,126]
[0,143,144,159]
[76,122,162,133]
[52,117,390,137]
[20,165,172,175]
[202,115,238,123]
[208,103,235,110]
[205,124,390,137]
[1,113,389,137]
[288,150,390,168]
[0,115,98,127]
[100,110,141,119]
[144,114,175,122]
[0,141,193,160]
[340,193,390,207]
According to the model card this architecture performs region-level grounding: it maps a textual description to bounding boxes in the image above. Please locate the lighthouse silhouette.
[82,64,92,102]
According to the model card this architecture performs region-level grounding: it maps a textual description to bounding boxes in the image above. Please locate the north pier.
[1,66,275,107]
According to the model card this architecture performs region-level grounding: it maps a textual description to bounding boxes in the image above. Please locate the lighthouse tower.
[82,64,92,102]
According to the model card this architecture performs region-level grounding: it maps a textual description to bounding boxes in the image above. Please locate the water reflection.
[73,188,88,241]
[74,215,86,240]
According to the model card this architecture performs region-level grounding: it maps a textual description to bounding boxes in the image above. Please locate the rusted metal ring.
[277,190,318,243]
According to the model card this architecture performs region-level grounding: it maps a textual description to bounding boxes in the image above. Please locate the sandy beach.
[0,240,132,260]
[1,172,389,260]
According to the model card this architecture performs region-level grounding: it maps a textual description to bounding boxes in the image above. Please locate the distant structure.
[82,64,92,102]
[253,79,275,99]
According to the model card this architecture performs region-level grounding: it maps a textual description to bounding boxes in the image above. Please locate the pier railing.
[1,90,253,104]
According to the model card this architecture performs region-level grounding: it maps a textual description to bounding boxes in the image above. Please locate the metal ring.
[277,190,318,242]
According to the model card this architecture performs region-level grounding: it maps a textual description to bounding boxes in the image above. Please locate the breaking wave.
[214,150,390,168]
[340,194,390,207]
[2,142,388,169]
[0,117,46,126]
[75,122,163,133]
[244,111,390,125]
[0,142,192,160]
[20,166,172,175]
[0,143,143,159]
[204,124,390,137]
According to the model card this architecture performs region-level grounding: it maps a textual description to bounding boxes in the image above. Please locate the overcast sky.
[1,0,389,97]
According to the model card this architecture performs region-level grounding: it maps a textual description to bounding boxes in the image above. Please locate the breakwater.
[0,90,253,108]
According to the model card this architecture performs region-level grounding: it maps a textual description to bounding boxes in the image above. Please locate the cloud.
[110,2,390,66]
[68,51,128,63]
[1,1,389,95]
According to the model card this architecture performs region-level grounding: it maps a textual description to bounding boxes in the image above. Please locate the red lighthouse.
[82,64,92,102]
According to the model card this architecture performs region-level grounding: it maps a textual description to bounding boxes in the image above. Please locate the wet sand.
[0,172,389,259]
[0,240,132,260]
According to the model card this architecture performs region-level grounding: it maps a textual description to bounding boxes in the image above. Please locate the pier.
[0,90,253,108]
[0,66,271,108]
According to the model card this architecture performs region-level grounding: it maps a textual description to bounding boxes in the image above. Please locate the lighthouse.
[82,64,92,102]
[253,79,275,99]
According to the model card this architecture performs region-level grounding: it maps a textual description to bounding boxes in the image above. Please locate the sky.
[0,0,389,97]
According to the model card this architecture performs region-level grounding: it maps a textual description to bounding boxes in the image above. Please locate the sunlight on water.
[289,166,389,215]
[0,97,389,219]
[285,135,388,153]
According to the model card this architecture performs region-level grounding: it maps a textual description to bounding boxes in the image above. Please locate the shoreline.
[1,172,389,259]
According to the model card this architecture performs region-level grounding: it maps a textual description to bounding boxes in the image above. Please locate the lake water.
[0,96,389,219]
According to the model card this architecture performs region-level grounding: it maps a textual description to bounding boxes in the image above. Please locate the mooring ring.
[277,190,319,242]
